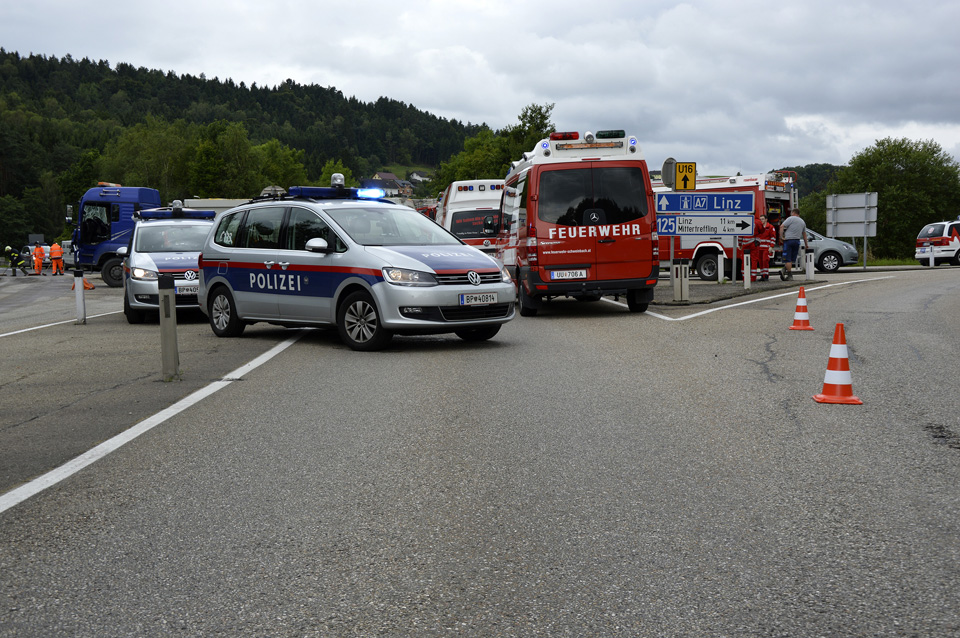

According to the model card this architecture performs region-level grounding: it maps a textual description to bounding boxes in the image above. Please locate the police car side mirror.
[117,246,128,257]
[305,237,332,253]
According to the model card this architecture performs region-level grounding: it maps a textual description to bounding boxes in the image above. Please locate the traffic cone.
[813,323,862,404]
[789,287,814,331]
[71,277,95,290]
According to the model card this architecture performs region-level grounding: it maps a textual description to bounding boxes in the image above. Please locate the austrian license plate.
[550,269,587,280]
[918,247,928,253]
[175,285,199,295]
[459,292,497,305]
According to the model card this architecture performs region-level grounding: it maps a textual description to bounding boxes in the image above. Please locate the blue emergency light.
[287,186,387,200]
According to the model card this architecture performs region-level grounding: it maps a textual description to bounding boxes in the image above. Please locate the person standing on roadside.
[755,214,777,281]
[32,242,47,275]
[779,208,809,281]
[49,241,64,275]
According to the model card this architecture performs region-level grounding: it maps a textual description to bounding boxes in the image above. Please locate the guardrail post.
[743,253,751,290]
[158,274,181,382]
[717,251,725,284]
[74,270,86,325]
[805,252,815,280]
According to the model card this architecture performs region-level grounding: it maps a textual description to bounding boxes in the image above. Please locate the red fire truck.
[494,130,660,316]
[651,172,799,280]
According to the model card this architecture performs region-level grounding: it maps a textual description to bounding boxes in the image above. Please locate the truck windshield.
[538,166,649,226]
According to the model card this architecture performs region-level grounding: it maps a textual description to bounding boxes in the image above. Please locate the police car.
[197,177,515,350]
[118,203,216,323]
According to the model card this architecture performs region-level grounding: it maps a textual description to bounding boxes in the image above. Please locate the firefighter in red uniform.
[755,214,777,281]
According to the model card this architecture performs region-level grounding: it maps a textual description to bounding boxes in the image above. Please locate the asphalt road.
[1,266,959,636]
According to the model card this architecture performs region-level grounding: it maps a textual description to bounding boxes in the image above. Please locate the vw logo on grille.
[467,271,482,286]
[183,270,198,281]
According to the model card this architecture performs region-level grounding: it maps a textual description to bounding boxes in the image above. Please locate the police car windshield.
[326,206,461,247]
[136,224,211,253]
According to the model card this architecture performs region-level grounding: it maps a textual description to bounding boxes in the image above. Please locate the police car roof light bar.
[286,186,388,201]
[136,207,217,220]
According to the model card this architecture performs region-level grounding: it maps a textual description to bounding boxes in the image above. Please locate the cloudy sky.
[3,0,959,176]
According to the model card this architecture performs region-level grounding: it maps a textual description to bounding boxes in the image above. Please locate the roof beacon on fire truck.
[435,179,505,254]
[494,130,659,316]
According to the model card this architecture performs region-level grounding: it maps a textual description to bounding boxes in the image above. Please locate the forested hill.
[0,49,479,197]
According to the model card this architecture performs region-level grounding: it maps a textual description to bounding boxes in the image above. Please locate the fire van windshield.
[539,166,649,226]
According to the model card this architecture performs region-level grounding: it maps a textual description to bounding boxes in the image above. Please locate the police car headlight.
[500,265,512,283]
[131,267,158,280]
[383,267,438,286]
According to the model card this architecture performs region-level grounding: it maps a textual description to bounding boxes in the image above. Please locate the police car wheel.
[455,325,501,342]
[124,294,145,324]
[337,291,392,351]
[208,286,245,337]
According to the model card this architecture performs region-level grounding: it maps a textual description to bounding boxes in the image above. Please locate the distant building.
[409,171,431,184]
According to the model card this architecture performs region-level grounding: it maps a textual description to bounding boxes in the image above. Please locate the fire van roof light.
[549,132,579,141]
[595,129,625,139]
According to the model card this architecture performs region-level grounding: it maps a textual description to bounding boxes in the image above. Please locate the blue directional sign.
[656,191,754,213]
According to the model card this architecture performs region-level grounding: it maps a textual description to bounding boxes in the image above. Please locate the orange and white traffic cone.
[813,323,862,405]
[789,286,814,331]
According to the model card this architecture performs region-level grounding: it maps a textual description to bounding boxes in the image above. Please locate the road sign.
[675,162,696,190]
[656,191,754,213]
[661,158,676,188]
[657,214,754,237]
[826,192,877,237]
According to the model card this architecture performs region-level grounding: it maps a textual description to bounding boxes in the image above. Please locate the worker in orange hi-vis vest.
[755,214,777,281]
[49,241,64,275]
[32,242,47,275]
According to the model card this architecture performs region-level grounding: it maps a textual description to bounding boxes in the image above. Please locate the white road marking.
[0,330,307,514]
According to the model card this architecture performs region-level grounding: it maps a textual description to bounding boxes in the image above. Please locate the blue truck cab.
[72,184,163,287]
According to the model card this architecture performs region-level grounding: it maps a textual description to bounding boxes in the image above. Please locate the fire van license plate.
[175,285,199,295]
[459,292,498,305]
[550,269,587,280]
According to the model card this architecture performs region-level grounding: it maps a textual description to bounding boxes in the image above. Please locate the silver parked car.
[777,229,859,272]
[197,178,515,351]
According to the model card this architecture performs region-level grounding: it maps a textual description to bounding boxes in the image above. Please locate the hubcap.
[345,300,377,343]
[212,295,230,330]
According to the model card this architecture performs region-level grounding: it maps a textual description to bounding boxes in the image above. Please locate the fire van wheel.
[695,252,719,281]
[518,283,539,317]
[626,289,648,313]
[338,291,393,351]
[101,257,124,287]
[123,294,145,324]
[208,286,246,337]
[455,325,501,342]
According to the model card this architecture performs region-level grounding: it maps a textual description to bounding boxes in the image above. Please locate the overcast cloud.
[3,0,959,175]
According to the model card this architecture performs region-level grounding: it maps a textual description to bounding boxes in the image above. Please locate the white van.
[435,179,505,254]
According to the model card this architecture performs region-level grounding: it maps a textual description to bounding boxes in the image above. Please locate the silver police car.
[197,180,515,350]
[119,204,216,323]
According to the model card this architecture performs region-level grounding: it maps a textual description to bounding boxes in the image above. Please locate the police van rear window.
[538,166,649,226]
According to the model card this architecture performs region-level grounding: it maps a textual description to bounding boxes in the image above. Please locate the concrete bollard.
[672,259,689,302]
[74,270,86,325]
[158,274,181,382]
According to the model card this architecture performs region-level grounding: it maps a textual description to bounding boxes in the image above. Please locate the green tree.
[815,138,960,259]
[253,139,308,189]
[0,195,31,253]
[100,116,194,202]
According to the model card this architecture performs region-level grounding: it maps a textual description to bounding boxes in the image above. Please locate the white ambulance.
[435,179,505,254]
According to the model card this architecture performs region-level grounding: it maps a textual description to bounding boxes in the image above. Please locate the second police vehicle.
[119,202,217,323]
[494,130,659,315]
[197,176,515,351]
